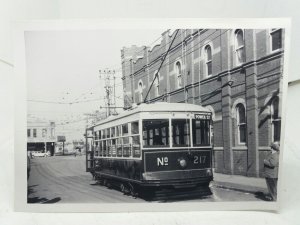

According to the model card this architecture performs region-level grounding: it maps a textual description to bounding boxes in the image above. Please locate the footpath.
[212,172,268,194]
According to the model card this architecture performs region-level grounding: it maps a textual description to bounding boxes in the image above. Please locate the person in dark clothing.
[264,142,280,201]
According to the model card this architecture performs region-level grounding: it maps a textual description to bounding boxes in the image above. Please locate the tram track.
[29,157,143,203]
[41,161,136,202]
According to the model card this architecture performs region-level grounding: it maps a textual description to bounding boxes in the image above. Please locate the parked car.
[32,151,50,158]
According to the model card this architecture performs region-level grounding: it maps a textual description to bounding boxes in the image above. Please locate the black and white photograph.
[14,19,290,211]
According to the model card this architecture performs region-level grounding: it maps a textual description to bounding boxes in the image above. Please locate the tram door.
[85,129,94,172]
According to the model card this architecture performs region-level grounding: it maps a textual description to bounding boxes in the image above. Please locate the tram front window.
[172,119,190,147]
[143,119,169,148]
[192,119,210,146]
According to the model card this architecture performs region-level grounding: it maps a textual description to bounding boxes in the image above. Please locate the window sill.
[232,146,248,150]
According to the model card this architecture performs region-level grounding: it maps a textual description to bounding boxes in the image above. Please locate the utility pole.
[114,75,117,115]
[99,69,116,117]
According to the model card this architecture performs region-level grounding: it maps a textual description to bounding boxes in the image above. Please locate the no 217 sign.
[157,155,206,166]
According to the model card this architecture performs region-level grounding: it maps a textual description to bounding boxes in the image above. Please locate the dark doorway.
[46,142,55,156]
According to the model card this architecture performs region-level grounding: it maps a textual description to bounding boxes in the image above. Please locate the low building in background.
[27,116,56,156]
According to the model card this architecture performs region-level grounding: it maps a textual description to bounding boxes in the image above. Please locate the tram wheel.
[102,179,107,186]
[128,183,137,198]
[120,183,130,195]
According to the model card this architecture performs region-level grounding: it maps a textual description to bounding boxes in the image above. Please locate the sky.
[25,29,165,140]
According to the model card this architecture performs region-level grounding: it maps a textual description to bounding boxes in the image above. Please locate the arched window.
[154,71,160,97]
[235,29,245,64]
[175,61,182,88]
[271,97,281,142]
[236,103,246,144]
[138,81,143,102]
[205,45,212,76]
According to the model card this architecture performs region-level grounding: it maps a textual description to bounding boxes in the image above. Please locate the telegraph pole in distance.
[99,69,116,117]
[113,75,117,115]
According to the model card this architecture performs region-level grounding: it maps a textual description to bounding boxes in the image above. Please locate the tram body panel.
[86,102,214,190]
[94,158,143,181]
[141,149,212,185]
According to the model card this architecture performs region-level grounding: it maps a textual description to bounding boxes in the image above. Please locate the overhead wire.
[28,30,227,107]
[115,29,230,88]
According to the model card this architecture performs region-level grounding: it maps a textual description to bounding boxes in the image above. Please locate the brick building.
[27,116,56,156]
[121,29,284,177]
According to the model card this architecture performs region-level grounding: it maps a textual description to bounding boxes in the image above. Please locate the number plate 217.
[193,155,206,164]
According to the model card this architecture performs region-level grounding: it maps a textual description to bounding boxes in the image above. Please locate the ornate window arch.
[175,61,183,88]
[138,80,143,102]
[153,70,160,97]
[234,29,245,65]
[204,45,212,77]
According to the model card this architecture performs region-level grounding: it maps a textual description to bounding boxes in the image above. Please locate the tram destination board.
[144,150,211,172]
[194,113,211,120]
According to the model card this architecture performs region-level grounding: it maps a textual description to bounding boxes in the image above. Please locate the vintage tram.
[85,102,213,198]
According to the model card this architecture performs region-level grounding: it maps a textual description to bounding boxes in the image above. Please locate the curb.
[211,181,268,194]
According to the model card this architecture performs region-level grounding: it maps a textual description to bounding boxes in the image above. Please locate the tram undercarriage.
[91,170,213,201]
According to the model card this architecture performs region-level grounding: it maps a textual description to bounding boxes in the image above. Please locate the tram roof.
[89,102,211,128]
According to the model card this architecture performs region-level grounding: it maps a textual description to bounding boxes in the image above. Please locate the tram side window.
[131,121,139,134]
[102,129,106,139]
[116,125,121,136]
[117,138,122,157]
[172,119,190,147]
[103,140,107,156]
[192,119,210,146]
[106,128,110,139]
[99,141,103,156]
[98,131,101,140]
[111,127,115,137]
[122,124,129,136]
[123,137,130,157]
[95,142,99,156]
[132,136,140,158]
[111,139,116,156]
[107,140,111,156]
[143,119,169,148]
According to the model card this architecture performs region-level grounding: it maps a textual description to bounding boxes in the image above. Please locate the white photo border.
[14,18,291,212]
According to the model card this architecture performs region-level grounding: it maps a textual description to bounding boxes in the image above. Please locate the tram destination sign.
[194,113,211,120]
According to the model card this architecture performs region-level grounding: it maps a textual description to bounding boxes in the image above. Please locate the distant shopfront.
[27,117,56,156]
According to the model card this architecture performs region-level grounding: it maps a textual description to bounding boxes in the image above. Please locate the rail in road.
[27,156,263,203]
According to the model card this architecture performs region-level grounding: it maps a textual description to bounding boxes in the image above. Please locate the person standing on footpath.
[264,142,280,201]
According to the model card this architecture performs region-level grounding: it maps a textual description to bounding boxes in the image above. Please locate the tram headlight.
[206,168,212,176]
[178,158,187,169]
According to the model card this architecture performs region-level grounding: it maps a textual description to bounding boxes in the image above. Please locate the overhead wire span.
[28,98,105,105]
[115,29,230,88]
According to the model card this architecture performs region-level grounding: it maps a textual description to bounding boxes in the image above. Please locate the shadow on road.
[28,196,61,204]
[27,185,61,204]
[254,191,273,201]
[27,185,38,195]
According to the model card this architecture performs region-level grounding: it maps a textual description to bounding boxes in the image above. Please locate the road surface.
[27,156,264,203]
